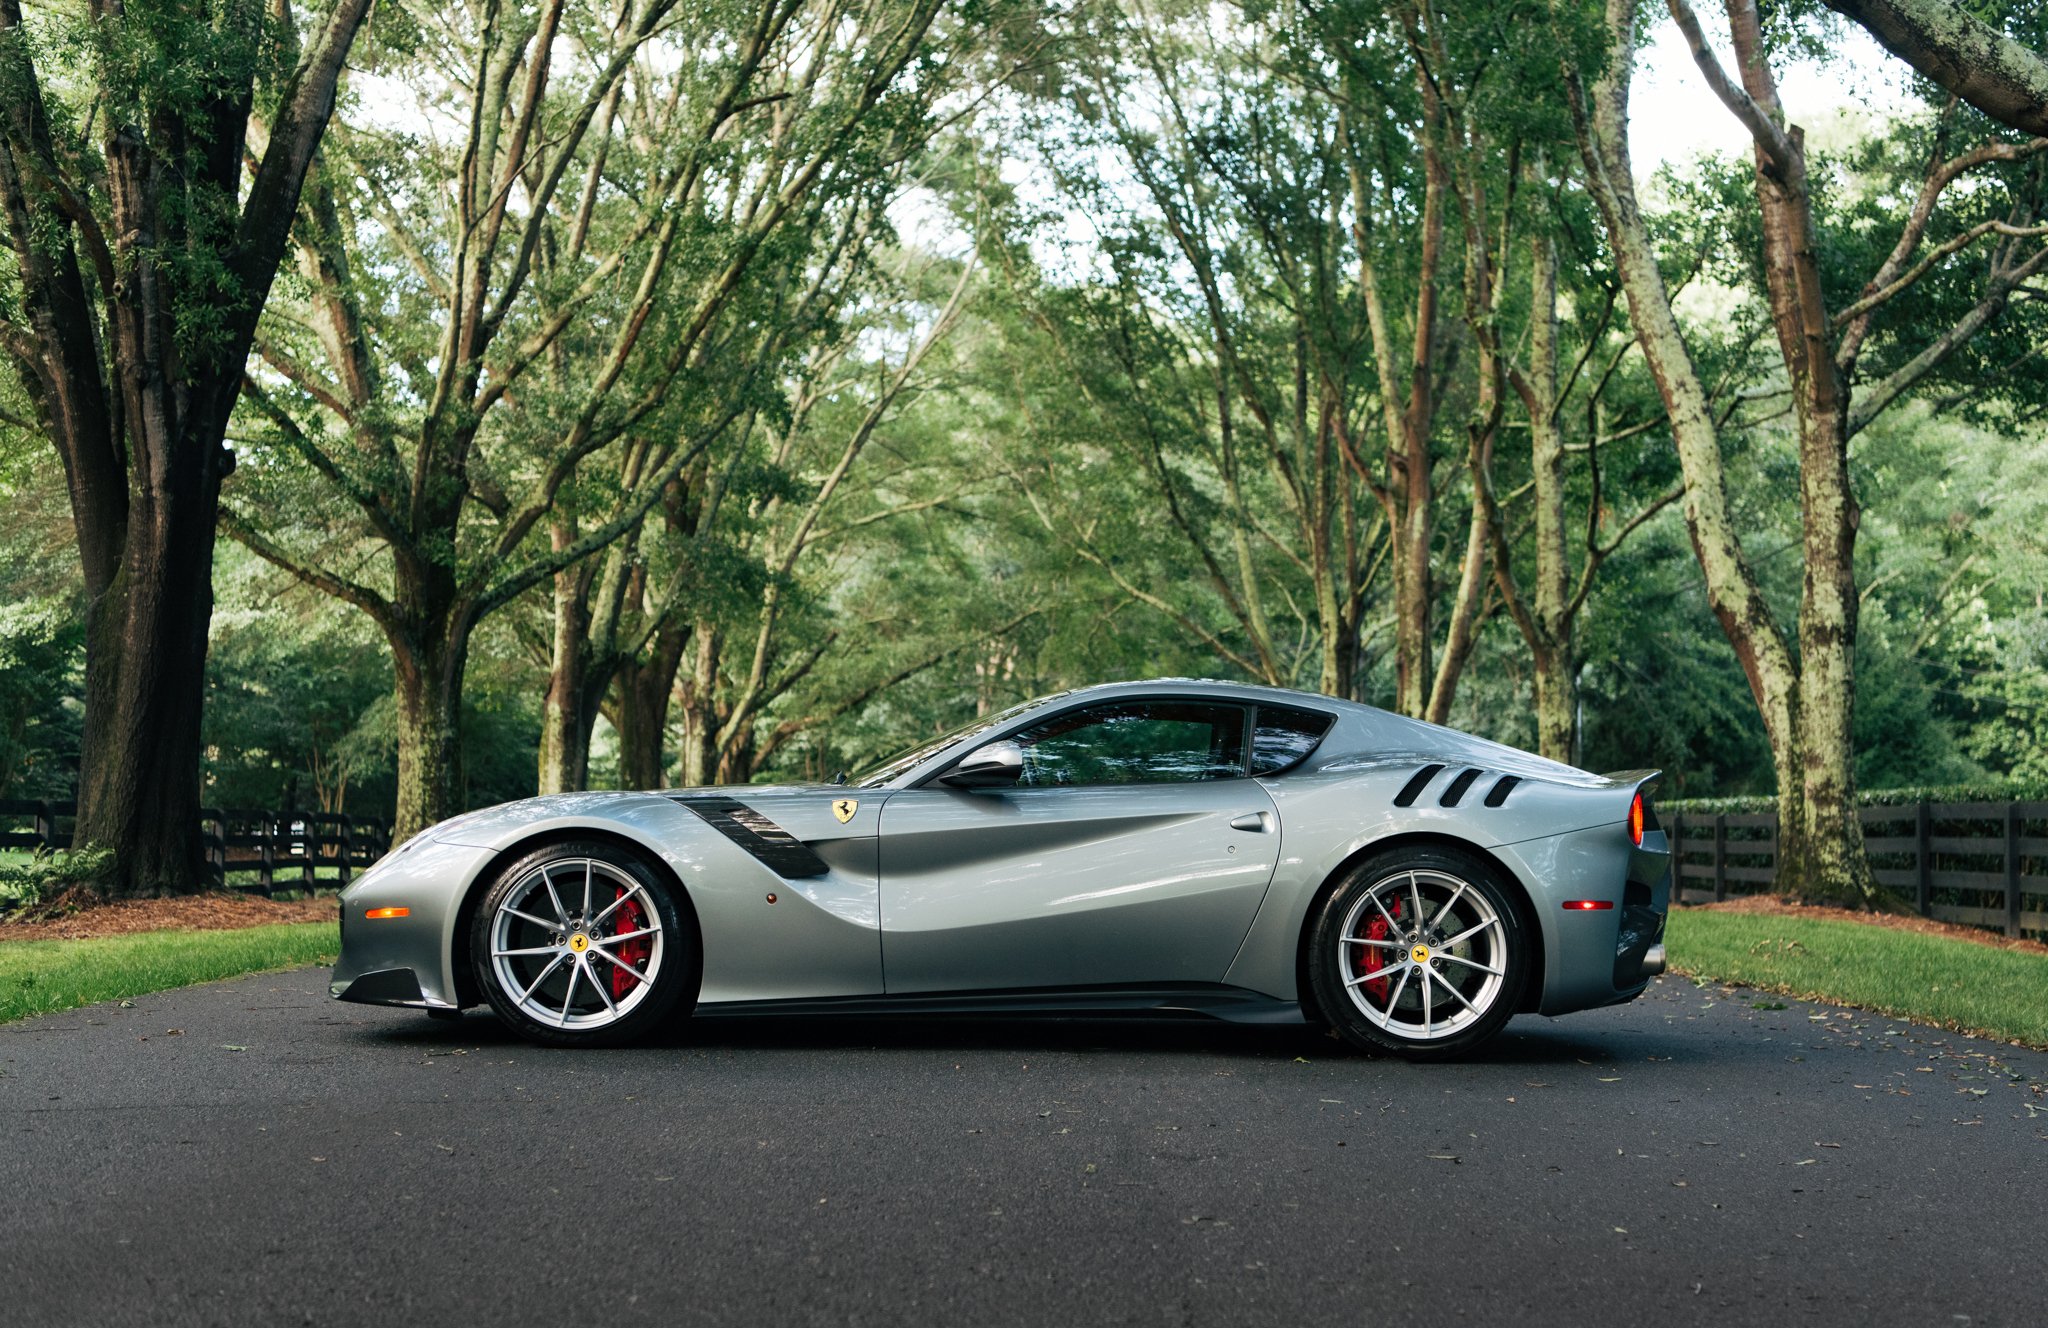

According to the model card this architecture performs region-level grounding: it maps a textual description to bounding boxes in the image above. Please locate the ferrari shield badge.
[832,798,859,824]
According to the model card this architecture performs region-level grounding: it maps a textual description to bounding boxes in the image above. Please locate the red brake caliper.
[608,888,651,1002]
[1354,899,1400,1004]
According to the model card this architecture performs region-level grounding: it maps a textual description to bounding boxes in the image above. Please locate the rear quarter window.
[1251,705,1334,776]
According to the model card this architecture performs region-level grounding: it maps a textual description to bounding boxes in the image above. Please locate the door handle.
[1229,812,1272,833]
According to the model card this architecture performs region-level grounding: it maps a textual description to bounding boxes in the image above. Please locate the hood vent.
[1483,774,1521,807]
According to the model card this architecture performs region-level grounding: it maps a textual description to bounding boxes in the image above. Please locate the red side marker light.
[1563,900,1615,911]
[365,906,410,920]
[1628,791,1645,847]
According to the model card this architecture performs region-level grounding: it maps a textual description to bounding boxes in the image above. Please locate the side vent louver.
[1439,767,1483,807]
[1483,774,1521,807]
[1392,764,1445,808]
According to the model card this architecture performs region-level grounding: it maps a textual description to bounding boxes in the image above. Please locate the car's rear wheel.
[1307,846,1528,1059]
[469,840,695,1047]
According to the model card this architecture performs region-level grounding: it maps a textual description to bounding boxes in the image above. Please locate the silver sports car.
[332,679,1670,1058]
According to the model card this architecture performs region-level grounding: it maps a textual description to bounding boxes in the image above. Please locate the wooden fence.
[1668,801,2048,938]
[0,800,392,895]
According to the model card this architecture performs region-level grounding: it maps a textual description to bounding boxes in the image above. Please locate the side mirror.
[939,740,1024,790]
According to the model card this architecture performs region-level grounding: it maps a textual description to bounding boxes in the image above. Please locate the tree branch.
[1822,0,2048,137]
[1667,0,1797,173]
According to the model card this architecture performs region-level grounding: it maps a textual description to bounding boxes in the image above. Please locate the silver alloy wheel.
[488,857,665,1031]
[1337,868,1507,1042]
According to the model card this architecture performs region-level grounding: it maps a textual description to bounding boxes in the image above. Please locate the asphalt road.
[1,969,2043,1328]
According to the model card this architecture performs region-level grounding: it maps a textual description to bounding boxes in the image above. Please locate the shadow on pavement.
[353,1004,1640,1067]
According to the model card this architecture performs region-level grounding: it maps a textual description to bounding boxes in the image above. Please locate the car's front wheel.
[469,840,696,1047]
[1307,847,1529,1059]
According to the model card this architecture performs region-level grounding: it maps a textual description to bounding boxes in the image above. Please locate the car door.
[876,699,1281,993]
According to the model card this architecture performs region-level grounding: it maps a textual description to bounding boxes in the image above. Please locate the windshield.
[852,695,1057,788]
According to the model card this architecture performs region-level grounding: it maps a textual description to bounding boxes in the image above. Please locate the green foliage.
[0,427,84,801]
[0,846,114,917]
[1664,780,2048,815]
[2,0,2043,833]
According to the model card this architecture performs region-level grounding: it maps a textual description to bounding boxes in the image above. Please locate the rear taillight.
[1628,791,1645,847]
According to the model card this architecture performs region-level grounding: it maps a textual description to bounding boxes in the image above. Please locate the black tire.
[469,839,697,1048]
[1306,845,1529,1060]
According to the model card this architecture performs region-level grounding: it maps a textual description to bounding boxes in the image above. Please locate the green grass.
[1667,909,2048,1046]
[0,922,340,1024]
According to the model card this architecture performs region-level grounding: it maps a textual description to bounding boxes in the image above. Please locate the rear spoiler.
[1599,769,1663,800]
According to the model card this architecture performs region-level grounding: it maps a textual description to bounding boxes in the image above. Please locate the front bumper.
[329,838,500,1010]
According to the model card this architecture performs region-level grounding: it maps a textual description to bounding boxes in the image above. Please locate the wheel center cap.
[1410,943,1431,965]
[568,933,591,954]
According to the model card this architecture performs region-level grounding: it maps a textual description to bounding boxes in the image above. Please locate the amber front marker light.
[364,907,410,920]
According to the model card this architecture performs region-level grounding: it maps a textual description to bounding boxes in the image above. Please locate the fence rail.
[0,800,392,895]
[1668,801,2048,938]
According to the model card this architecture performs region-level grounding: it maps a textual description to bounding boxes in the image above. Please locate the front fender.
[430,794,882,1005]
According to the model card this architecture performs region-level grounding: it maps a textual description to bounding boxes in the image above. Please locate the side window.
[1251,705,1334,776]
[1011,702,1248,787]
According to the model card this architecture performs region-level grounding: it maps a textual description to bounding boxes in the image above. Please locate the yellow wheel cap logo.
[832,798,859,824]
[569,933,590,954]
[1411,944,1431,964]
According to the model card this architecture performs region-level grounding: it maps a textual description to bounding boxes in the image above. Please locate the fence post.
[301,817,317,891]
[1670,814,1684,902]
[1713,814,1727,903]
[338,815,354,887]
[33,800,53,851]
[1915,801,1932,917]
[258,814,275,895]
[2006,802,2021,939]
[214,810,227,886]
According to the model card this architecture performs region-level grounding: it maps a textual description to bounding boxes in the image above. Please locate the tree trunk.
[0,0,373,894]
[70,449,226,893]
[1787,411,1873,900]
[389,629,468,845]
[538,557,598,795]
[1526,227,1575,763]
[1529,646,1575,765]
[677,699,717,789]
[676,623,723,788]
[1574,0,1801,837]
[1723,1,1879,905]
[613,623,688,790]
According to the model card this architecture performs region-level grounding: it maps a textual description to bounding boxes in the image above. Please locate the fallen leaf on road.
[1795,1159,1816,1166]
[1427,1154,1459,1163]
[221,1045,247,1052]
